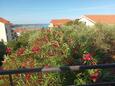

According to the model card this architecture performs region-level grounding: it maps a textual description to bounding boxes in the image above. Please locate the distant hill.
[12,24,48,29]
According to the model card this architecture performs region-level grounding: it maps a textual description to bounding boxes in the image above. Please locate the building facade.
[79,15,115,26]
[0,17,14,42]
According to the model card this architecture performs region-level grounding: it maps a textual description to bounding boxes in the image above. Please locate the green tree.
[0,42,6,66]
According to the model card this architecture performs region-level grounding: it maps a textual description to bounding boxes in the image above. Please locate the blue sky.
[0,0,115,24]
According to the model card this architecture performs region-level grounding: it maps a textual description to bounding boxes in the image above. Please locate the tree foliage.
[0,42,6,66]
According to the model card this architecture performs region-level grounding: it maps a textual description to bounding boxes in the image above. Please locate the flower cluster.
[83,53,93,61]
[6,47,12,55]
[25,73,31,81]
[16,48,25,56]
[31,47,40,54]
[90,70,100,82]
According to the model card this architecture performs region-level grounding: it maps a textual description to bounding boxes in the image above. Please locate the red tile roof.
[51,19,71,26]
[0,17,11,24]
[85,15,115,24]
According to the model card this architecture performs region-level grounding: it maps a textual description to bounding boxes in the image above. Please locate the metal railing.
[0,63,115,86]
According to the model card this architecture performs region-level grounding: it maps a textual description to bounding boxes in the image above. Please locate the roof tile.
[85,15,115,24]
[51,19,71,26]
[0,17,10,24]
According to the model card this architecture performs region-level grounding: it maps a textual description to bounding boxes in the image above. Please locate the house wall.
[79,17,95,26]
[48,23,62,28]
[0,22,7,42]
[0,22,13,42]
[48,23,54,28]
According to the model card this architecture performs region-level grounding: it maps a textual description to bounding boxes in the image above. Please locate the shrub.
[1,24,115,85]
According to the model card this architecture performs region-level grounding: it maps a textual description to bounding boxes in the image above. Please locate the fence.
[0,63,115,86]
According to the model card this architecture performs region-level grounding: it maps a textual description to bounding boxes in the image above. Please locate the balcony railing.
[0,63,115,86]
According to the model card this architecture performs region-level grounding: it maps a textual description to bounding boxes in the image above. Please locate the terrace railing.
[0,63,115,86]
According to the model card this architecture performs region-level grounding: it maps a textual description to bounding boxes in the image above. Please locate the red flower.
[90,71,99,82]
[25,73,31,81]
[83,53,93,61]
[31,47,40,54]
[16,48,25,56]
[90,74,97,82]
[6,47,12,55]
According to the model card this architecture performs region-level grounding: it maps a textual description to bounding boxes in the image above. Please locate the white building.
[79,15,115,26]
[0,17,14,42]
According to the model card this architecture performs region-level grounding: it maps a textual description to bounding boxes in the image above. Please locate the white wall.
[0,22,13,42]
[79,17,95,26]
[48,23,54,28]
[0,22,7,42]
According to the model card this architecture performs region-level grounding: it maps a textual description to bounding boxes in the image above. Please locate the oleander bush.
[0,24,115,86]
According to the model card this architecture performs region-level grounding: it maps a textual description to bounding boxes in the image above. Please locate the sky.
[0,0,115,24]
